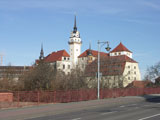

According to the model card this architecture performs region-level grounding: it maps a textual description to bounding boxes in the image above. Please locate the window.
[128,66,130,69]
[82,58,84,60]
[134,66,136,69]
[68,58,70,60]
[128,77,130,80]
[134,77,136,80]
[115,53,117,55]
[119,52,121,55]
[63,65,65,69]
[76,49,78,51]
[64,57,66,60]
[68,65,70,69]
[134,71,136,74]
[128,71,130,74]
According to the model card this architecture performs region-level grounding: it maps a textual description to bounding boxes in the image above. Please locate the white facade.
[110,51,132,58]
[123,62,141,87]
[50,56,71,74]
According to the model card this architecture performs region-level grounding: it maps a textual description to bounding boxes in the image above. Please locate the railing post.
[37,91,39,105]
[54,91,56,103]
[17,91,19,107]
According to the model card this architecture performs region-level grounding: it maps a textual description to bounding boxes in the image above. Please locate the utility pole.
[97,41,111,99]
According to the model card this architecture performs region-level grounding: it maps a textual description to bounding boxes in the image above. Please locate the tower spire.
[89,41,91,50]
[73,15,77,33]
[39,43,44,60]
[87,42,92,56]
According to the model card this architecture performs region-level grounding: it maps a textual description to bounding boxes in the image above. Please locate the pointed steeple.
[73,15,77,33]
[39,43,44,60]
[87,42,92,56]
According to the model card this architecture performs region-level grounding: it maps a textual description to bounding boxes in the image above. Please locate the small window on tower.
[119,52,121,55]
[68,58,70,60]
[64,57,66,60]
[63,65,65,69]
[76,49,78,51]
[115,53,117,55]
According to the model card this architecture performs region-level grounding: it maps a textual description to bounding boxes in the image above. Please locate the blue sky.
[0,0,160,78]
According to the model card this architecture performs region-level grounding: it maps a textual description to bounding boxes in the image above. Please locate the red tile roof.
[110,42,132,53]
[78,49,108,58]
[85,55,137,77]
[44,50,70,62]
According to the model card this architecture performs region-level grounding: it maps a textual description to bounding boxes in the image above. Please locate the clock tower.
[68,15,82,66]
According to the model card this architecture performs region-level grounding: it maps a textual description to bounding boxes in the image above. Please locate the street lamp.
[97,40,111,99]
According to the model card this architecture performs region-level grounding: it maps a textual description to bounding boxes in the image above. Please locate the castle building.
[37,16,141,87]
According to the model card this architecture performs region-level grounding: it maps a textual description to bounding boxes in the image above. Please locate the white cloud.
[123,18,157,24]
[142,1,160,11]
[0,0,126,15]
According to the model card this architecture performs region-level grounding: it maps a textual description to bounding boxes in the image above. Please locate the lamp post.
[97,40,111,99]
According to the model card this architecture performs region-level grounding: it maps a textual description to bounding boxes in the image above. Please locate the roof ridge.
[110,42,132,53]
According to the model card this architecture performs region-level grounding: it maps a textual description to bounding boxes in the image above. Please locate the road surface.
[26,97,160,120]
[0,95,160,120]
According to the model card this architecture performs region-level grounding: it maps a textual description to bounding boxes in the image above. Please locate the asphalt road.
[1,95,160,120]
[25,97,160,120]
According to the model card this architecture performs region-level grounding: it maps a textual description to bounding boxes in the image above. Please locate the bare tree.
[144,61,160,82]
[22,60,56,91]
[54,68,87,90]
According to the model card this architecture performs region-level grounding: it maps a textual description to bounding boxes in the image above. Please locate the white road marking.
[101,111,117,115]
[143,105,150,107]
[120,105,125,107]
[138,113,160,120]
[130,104,137,106]
[71,118,81,120]
[127,104,137,107]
